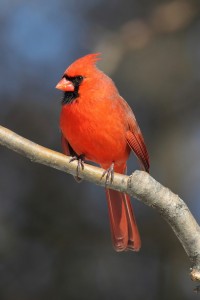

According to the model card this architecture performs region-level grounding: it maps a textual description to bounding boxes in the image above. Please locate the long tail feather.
[106,189,141,252]
[123,193,141,251]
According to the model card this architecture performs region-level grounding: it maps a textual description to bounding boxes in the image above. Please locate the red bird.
[56,53,149,252]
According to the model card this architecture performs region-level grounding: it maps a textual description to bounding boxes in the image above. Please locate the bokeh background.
[0,0,200,299]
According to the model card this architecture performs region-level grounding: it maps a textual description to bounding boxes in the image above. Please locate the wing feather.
[117,96,150,172]
[126,129,149,172]
[61,133,77,157]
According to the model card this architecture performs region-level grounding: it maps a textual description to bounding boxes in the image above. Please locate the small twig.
[0,125,200,281]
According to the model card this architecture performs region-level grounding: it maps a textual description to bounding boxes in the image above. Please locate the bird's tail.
[105,189,141,252]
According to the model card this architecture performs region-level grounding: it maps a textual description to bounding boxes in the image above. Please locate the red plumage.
[56,53,149,251]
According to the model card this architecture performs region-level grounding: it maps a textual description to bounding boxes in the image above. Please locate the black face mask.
[62,75,83,105]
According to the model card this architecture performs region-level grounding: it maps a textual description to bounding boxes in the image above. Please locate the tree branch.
[0,125,200,282]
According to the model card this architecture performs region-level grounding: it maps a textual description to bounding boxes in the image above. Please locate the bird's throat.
[62,91,79,105]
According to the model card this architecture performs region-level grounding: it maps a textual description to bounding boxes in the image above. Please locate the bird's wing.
[126,128,149,172]
[118,98,150,172]
[61,133,77,157]
[61,133,83,183]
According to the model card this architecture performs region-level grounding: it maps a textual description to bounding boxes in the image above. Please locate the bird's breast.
[60,98,130,166]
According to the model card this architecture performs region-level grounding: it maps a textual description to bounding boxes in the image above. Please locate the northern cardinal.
[56,53,149,252]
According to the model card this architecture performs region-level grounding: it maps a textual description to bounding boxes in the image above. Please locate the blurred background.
[0,0,200,299]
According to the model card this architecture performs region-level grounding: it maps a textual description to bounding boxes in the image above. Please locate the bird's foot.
[69,154,85,182]
[101,162,115,185]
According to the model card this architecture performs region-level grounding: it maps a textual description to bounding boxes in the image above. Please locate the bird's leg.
[69,154,85,182]
[101,162,115,185]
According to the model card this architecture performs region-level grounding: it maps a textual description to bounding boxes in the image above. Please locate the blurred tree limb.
[0,125,200,282]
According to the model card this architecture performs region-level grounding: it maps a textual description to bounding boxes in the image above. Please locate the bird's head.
[56,53,101,105]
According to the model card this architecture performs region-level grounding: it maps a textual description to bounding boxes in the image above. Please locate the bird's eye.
[75,76,83,84]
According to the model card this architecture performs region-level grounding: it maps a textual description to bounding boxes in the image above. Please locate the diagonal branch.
[0,125,200,282]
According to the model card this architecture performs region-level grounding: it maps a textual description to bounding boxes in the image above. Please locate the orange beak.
[56,77,74,92]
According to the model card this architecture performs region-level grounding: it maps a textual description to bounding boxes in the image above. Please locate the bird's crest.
[64,53,101,77]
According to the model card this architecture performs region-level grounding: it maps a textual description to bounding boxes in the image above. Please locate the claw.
[101,162,115,185]
[69,155,85,182]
